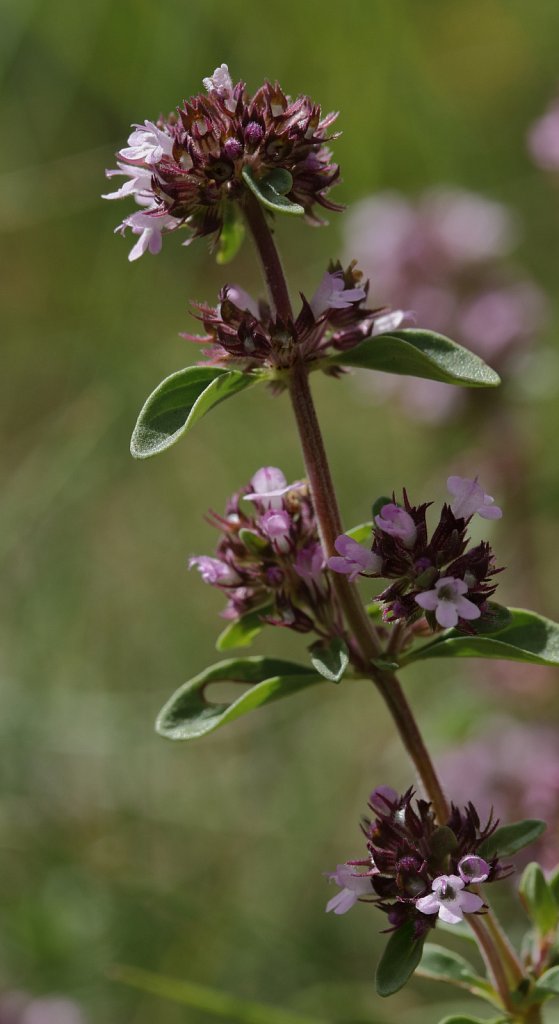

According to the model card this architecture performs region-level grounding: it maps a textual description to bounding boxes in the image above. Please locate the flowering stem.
[244,198,525,1009]
[242,193,293,322]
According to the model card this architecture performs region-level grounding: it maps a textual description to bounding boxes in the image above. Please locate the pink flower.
[102,162,154,201]
[415,576,481,629]
[370,309,415,335]
[328,535,382,582]
[458,855,490,884]
[119,120,174,165]
[244,467,304,510]
[189,556,240,586]
[375,504,417,547]
[259,509,292,553]
[222,285,260,319]
[117,208,178,262]
[447,475,502,520]
[528,99,559,172]
[416,874,484,925]
[310,271,367,317]
[325,863,375,915]
[294,543,325,583]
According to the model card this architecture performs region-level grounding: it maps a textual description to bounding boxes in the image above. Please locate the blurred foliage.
[1,0,559,1021]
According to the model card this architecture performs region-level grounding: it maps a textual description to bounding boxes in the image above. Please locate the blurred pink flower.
[440,721,559,869]
[528,95,559,171]
[0,993,87,1024]
[344,189,548,421]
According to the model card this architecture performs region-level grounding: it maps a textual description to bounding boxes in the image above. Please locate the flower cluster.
[104,64,342,260]
[189,467,343,636]
[329,476,502,630]
[183,261,412,372]
[344,189,548,421]
[326,787,509,936]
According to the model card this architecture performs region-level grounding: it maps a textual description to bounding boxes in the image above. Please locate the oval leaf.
[418,945,500,1007]
[309,637,349,683]
[131,367,257,459]
[328,329,500,388]
[242,165,305,216]
[156,656,324,740]
[216,606,272,652]
[519,862,559,936]
[536,966,559,996]
[375,922,425,997]
[400,609,559,668]
[478,819,546,860]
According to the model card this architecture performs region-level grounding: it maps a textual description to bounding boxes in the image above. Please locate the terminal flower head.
[184,261,412,373]
[325,787,508,935]
[105,64,342,259]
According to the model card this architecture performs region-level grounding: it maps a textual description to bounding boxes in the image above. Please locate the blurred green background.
[2,1,559,1021]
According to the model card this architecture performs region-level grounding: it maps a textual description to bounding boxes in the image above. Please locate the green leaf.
[309,637,349,683]
[437,1016,509,1024]
[111,963,330,1024]
[519,862,559,936]
[345,521,373,545]
[372,496,393,518]
[238,528,269,554]
[418,945,501,1007]
[328,329,501,388]
[436,920,478,944]
[478,820,547,860]
[375,922,425,997]
[242,166,305,216]
[216,205,245,265]
[535,966,559,996]
[216,606,273,652]
[156,657,324,740]
[131,367,257,459]
[400,609,559,668]
[549,865,559,906]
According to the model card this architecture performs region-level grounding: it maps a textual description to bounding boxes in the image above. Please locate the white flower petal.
[438,902,464,925]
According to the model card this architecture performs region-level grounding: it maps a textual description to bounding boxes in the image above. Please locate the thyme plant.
[105,65,559,1023]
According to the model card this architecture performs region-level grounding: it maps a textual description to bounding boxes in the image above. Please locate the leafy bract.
[375,922,425,997]
[309,637,349,683]
[216,606,272,652]
[401,609,559,669]
[242,166,304,216]
[130,366,257,459]
[478,819,546,860]
[327,329,501,388]
[156,657,324,740]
